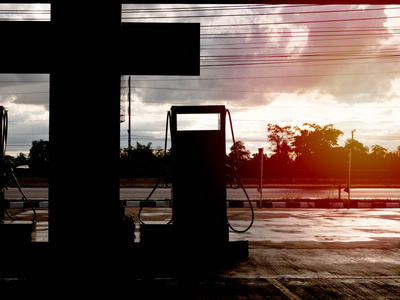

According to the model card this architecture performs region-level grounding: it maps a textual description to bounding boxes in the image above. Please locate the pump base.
[138,223,248,276]
[0,221,35,244]
[135,240,248,277]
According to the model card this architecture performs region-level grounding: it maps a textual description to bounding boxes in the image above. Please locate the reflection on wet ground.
[129,207,400,244]
[5,208,400,244]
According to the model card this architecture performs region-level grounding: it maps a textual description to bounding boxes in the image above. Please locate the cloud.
[129,5,400,111]
[274,5,400,104]
[112,4,400,154]
[0,74,49,109]
[0,74,49,155]
[0,3,50,21]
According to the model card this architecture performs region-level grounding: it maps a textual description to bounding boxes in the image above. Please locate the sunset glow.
[2,4,400,157]
[120,4,400,155]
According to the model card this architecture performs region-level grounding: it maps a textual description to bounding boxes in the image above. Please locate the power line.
[0,18,49,21]
[124,68,400,82]
[123,58,400,82]
[202,36,400,44]
[0,91,48,96]
[8,119,48,123]
[201,57,400,65]
[201,15,400,28]
[201,48,400,58]
[200,32,400,40]
[122,6,400,27]
[201,56,400,68]
[200,44,400,51]
[122,6,399,19]
[8,132,48,135]
[201,48,400,59]
[127,71,400,92]
[124,57,400,70]
[201,27,400,33]
[202,25,400,31]
[200,39,400,48]
[0,80,49,83]
[124,70,400,83]
[121,4,314,13]
[122,4,272,13]
[0,10,50,14]
[199,42,400,67]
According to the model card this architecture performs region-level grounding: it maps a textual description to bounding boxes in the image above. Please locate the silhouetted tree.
[395,146,400,157]
[293,123,343,158]
[265,124,294,177]
[371,144,388,157]
[343,138,370,179]
[28,139,50,176]
[292,124,343,178]
[344,138,369,155]
[15,152,27,166]
[267,124,294,161]
[227,141,252,177]
[229,140,251,161]
[115,124,400,182]
[120,142,170,178]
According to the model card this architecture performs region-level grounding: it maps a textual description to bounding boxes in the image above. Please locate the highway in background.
[5,187,400,200]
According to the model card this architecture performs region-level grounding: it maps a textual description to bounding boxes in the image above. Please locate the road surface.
[127,207,400,298]
[5,187,400,200]
[6,207,400,298]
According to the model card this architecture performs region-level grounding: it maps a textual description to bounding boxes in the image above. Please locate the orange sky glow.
[121,4,400,155]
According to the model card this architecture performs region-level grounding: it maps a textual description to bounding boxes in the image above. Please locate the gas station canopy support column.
[0,2,199,250]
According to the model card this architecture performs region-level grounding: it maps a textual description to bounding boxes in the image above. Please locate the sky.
[0,4,49,157]
[120,4,400,155]
[1,4,400,156]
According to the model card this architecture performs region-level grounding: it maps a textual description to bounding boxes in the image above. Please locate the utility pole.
[0,107,6,223]
[128,75,132,161]
[348,129,355,209]
[258,148,264,208]
[348,148,351,209]
[351,129,356,140]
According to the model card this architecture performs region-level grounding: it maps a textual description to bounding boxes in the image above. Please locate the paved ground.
[129,207,400,299]
[133,208,400,242]
[3,208,400,298]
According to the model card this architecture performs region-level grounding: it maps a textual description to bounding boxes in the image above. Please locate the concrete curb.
[4,199,400,209]
[228,200,400,209]
[124,200,172,208]
[6,200,49,209]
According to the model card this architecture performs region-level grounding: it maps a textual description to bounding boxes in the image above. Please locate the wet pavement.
[130,207,400,298]
[3,207,400,298]
[8,207,400,244]
[132,207,400,243]
[2,209,48,242]
[227,209,400,243]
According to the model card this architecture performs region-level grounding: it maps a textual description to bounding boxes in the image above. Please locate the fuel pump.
[139,105,252,258]
[170,105,228,245]
[0,106,7,223]
[0,106,36,235]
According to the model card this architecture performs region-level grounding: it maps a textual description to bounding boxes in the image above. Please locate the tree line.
[5,139,50,177]
[230,123,400,180]
[7,124,400,181]
[121,123,400,181]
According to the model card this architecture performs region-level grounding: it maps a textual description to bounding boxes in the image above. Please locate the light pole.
[258,148,264,208]
[347,148,351,209]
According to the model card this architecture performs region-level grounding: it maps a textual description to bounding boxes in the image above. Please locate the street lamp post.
[347,148,351,209]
